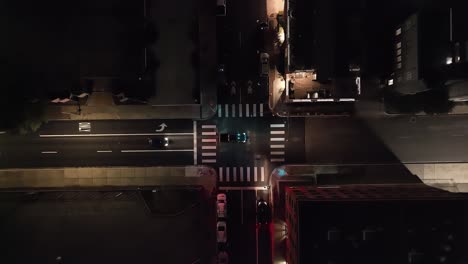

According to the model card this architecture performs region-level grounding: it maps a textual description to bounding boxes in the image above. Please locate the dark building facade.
[285,184,468,264]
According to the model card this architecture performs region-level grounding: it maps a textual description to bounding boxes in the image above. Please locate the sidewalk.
[0,166,217,191]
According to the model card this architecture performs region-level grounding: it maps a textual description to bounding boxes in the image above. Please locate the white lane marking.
[0,131,6,134]
[97,150,112,153]
[271,138,285,141]
[202,159,216,163]
[233,167,237,182]
[226,167,230,182]
[271,144,285,148]
[202,138,217,143]
[452,134,464,137]
[41,151,58,154]
[240,166,244,182]
[253,103,257,117]
[202,145,216,150]
[254,167,258,182]
[398,136,410,139]
[247,167,251,182]
[271,131,285,135]
[219,186,270,191]
[270,124,285,128]
[202,152,216,157]
[231,104,236,117]
[202,125,216,129]
[40,132,193,138]
[121,149,193,153]
[218,105,222,117]
[202,131,216,136]
[225,104,229,118]
[271,158,285,162]
[271,151,285,155]
[219,167,223,182]
[260,103,264,117]
[193,121,197,165]
[246,104,249,117]
[261,167,265,182]
[239,104,243,117]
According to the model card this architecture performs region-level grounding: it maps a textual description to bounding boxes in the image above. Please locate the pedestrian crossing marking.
[202,145,216,150]
[202,159,216,163]
[202,138,217,143]
[270,124,285,128]
[271,144,285,148]
[271,151,285,155]
[202,131,216,136]
[271,138,285,141]
[271,131,285,135]
[217,167,266,183]
[202,152,216,157]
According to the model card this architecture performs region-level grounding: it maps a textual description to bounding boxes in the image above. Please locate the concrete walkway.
[0,166,216,191]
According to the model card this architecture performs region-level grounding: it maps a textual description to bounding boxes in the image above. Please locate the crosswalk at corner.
[200,125,218,164]
[270,123,286,163]
[218,166,266,183]
[217,103,264,118]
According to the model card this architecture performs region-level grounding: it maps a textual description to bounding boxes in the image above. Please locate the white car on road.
[217,193,227,218]
[217,221,227,243]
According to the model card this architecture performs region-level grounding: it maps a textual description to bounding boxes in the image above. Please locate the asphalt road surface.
[3,114,468,178]
[222,188,272,264]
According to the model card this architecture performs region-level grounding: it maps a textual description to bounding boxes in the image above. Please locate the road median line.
[40,132,194,138]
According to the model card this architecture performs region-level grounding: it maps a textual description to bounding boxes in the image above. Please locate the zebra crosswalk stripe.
[247,167,251,181]
[219,167,223,182]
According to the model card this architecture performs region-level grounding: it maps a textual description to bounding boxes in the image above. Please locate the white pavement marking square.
[226,167,230,182]
[225,104,229,118]
[97,150,112,153]
[218,105,222,117]
[246,104,250,117]
[233,167,237,182]
[254,167,258,182]
[271,138,285,141]
[202,138,217,143]
[271,158,285,162]
[260,103,264,117]
[253,103,257,117]
[271,151,285,155]
[240,167,244,182]
[202,159,216,163]
[202,152,216,157]
[231,104,236,117]
[202,145,216,150]
[247,167,251,181]
[202,131,216,136]
[270,124,285,128]
[271,131,285,135]
[202,125,216,129]
[261,167,265,182]
[41,151,58,154]
[239,104,243,117]
[219,167,223,182]
[193,121,197,165]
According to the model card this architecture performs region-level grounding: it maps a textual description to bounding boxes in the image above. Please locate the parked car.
[148,137,169,148]
[216,0,226,16]
[217,251,229,264]
[217,193,227,218]
[217,221,227,243]
[257,199,271,225]
[220,132,248,143]
[259,53,269,76]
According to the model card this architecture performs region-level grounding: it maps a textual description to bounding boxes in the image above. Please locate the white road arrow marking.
[156,123,167,132]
